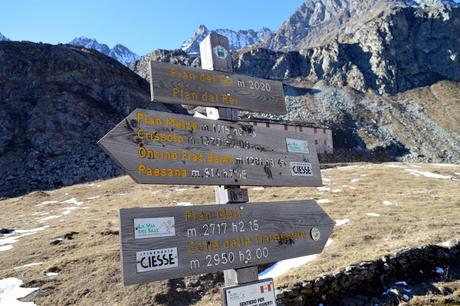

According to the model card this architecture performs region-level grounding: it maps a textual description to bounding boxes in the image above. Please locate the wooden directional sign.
[119,200,334,285]
[98,109,322,187]
[149,61,287,115]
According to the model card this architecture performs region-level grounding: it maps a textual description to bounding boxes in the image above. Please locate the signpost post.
[98,32,334,305]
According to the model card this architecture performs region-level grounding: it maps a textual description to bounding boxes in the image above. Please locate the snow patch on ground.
[14,263,43,270]
[0,278,38,305]
[331,189,342,193]
[45,272,59,277]
[350,178,360,183]
[174,188,188,192]
[317,199,331,204]
[0,245,13,252]
[382,200,396,206]
[317,187,331,191]
[177,202,193,206]
[62,198,83,205]
[38,215,61,223]
[366,213,381,217]
[0,226,49,252]
[259,239,333,279]
[438,240,458,248]
[61,207,78,215]
[251,187,265,191]
[86,196,100,200]
[385,164,403,168]
[36,200,58,206]
[335,219,350,226]
[433,163,459,167]
[404,169,452,179]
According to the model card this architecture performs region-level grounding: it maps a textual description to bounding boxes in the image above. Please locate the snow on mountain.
[109,44,140,65]
[0,32,9,41]
[69,37,139,65]
[181,25,273,54]
[405,0,459,6]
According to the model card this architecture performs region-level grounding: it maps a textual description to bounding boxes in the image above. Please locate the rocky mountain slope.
[0,41,184,199]
[259,0,459,51]
[69,37,140,65]
[181,25,272,54]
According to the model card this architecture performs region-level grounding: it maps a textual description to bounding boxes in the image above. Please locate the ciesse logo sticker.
[136,248,178,273]
[290,162,313,176]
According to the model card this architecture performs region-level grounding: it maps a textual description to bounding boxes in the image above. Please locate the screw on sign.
[98,32,334,306]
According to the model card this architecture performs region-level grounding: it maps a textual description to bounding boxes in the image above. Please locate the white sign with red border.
[223,279,276,306]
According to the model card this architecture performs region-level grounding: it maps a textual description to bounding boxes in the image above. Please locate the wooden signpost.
[149,61,286,115]
[98,32,334,305]
[97,109,322,187]
[119,200,334,285]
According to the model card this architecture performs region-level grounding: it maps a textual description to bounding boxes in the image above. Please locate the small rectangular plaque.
[136,248,178,272]
[223,279,276,306]
[286,138,309,154]
[134,217,175,239]
[290,162,313,176]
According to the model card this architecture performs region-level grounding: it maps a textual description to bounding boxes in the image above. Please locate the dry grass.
[0,162,459,305]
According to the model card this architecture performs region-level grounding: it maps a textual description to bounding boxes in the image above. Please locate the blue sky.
[1,0,304,55]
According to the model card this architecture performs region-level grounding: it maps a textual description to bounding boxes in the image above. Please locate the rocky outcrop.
[129,49,201,82]
[237,5,460,95]
[132,5,460,95]
[259,0,459,51]
[0,41,184,198]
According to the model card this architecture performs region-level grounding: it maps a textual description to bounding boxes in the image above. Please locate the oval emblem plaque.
[213,45,228,60]
[310,227,321,241]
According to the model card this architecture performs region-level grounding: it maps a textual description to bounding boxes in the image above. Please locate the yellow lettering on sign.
[172,87,198,101]
[188,240,220,253]
[206,152,233,164]
[137,164,187,177]
[136,111,163,126]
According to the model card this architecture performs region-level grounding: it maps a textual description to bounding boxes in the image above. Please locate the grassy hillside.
[0,163,459,305]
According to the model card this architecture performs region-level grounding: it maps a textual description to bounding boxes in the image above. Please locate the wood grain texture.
[98,108,322,187]
[119,200,334,285]
[223,266,259,287]
[149,61,286,115]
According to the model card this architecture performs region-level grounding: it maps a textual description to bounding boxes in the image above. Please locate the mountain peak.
[181,26,273,54]
[69,37,139,65]
[0,32,9,41]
